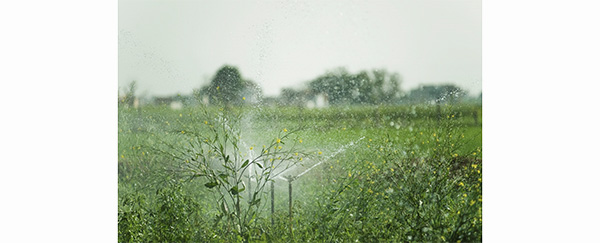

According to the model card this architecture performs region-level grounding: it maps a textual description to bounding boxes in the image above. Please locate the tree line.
[121,65,474,107]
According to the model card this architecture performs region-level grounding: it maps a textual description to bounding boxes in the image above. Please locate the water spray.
[278,136,365,180]
[274,136,364,238]
[240,135,365,236]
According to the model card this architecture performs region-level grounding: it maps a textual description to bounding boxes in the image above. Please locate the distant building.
[170,101,183,110]
[306,93,329,108]
[153,95,194,109]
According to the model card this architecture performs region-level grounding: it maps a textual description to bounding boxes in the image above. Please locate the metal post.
[288,179,293,237]
[271,180,275,226]
[288,180,292,219]
[283,175,295,239]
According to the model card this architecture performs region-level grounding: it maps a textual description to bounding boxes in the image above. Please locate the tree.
[352,71,373,105]
[306,68,402,106]
[308,67,357,105]
[281,87,312,107]
[207,65,244,105]
[371,69,402,105]
[119,80,137,107]
[204,65,261,106]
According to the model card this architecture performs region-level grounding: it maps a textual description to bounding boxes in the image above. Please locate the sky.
[119,0,481,98]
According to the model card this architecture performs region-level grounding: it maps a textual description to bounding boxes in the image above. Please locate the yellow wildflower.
[283,128,288,132]
[276,138,281,143]
[242,97,246,100]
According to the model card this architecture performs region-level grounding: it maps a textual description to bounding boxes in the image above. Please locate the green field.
[118,104,482,242]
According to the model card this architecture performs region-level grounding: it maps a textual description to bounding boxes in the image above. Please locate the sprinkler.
[267,137,365,238]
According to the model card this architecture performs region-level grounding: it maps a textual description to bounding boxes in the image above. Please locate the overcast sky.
[119,0,481,97]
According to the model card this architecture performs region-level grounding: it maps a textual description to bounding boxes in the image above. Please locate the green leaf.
[249,198,261,206]
[221,200,229,214]
[204,182,219,188]
[229,185,246,195]
[248,212,257,224]
[223,164,234,172]
[256,162,263,169]
[218,173,230,185]
[241,160,249,168]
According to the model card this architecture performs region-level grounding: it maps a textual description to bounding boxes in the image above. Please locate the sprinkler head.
[283,175,296,182]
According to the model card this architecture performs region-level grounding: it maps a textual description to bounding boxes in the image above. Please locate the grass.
[118,103,482,242]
